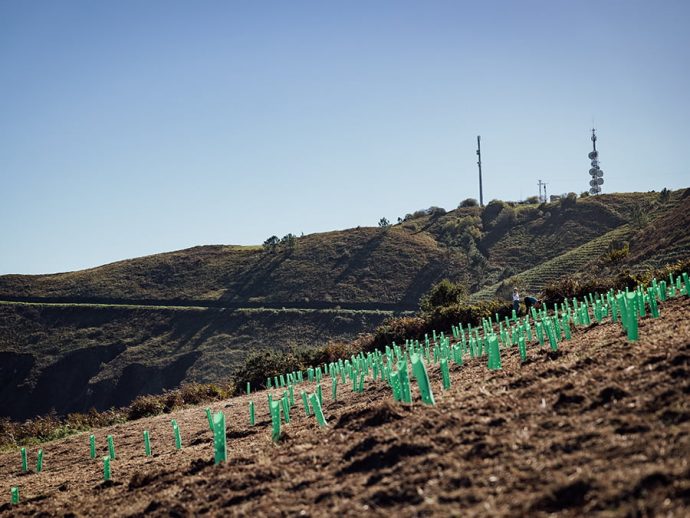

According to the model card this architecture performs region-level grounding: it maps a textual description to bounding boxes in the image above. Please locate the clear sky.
[1,1,689,275]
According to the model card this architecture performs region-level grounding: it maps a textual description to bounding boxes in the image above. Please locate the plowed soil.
[2,298,689,517]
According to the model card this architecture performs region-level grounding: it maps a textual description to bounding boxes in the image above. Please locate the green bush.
[459,198,479,208]
[419,279,468,312]
[481,199,506,228]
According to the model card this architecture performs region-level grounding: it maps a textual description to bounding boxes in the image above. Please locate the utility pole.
[543,182,548,202]
[476,135,484,207]
[537,180,544,202]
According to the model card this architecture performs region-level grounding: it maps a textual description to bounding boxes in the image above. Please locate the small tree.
[659,188,671,203]
[459,198,479,208]
[419,279,468,312]
[378,217,390,228]
[263,236,280,253]
[281,233,297,251]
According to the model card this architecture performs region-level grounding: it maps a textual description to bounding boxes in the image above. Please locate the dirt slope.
[2,297,689,517]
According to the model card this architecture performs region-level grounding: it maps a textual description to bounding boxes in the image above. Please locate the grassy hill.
[1,189,689,420]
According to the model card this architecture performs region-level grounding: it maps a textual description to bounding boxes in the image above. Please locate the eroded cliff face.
[0,304,388,420]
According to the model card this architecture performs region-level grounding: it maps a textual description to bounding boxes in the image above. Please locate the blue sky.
[1,0,688,274]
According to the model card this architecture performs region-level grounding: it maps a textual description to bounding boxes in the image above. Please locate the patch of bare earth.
[2,298,689,517]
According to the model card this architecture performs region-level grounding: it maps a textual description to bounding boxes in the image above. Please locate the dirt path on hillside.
[1,298,689,517]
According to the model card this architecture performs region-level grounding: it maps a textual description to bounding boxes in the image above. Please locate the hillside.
[1,295,688,516]
[1,189,689,420]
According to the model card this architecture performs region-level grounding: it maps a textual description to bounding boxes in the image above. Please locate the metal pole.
[476,135,483,207]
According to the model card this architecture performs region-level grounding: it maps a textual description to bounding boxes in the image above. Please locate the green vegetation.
[1,189,689,424]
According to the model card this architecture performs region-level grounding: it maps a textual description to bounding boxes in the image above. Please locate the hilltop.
[1,189,689,419]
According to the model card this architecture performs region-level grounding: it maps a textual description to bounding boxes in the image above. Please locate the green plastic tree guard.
[36,449,43,473]
[11,487,19,505]
[281,396,290,424]
[410,353,436,405]
[518,336,527,362]
[309,393,327,427]
[144,430,151,456]
[213,412,227,464]
[267,377,272,388]
[249,401,255,426]
[300,390,311,416]
[90,434,96,459]
[270,401,282,442]
[103,456,111,481]
[487,336,501,370]
[107,435,116,460]
[20,447,27,473]
[205,408,214,431]
[440,358,451,390]
[626,293,639,341]
[398,362,412,403]
[171,420,182,450]
[247,382,251,395]
[332,377,338,401]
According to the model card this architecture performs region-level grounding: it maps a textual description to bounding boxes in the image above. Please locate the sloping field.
[470,225,633,301]
[2,297,688,516]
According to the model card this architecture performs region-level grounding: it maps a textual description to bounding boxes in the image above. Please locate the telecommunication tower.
[588,129,604,194]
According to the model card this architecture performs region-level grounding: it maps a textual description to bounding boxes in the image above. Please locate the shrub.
[459,198,479,208]
[128,395,166,420]
[580,191,590,198]
[481,199,506,228]
[525,195,540,204]
[493,206,517,230]
[659,188,671,203]
[419,279,468,312]
[561,192,578,208]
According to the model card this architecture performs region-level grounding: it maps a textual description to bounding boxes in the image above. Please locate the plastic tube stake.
[398,362,412,403]
[11,487,20,504]
[301,390,311,416]
[213,412,227,463]
[440,358,451,390]
[309,393,327,427]
[247,382,251,395]
[170,420,182,450]
[487,336,501,370]
[90,434,96,459]
[518,336,527,362]
[249,401,255,426]
[144,430,151,456]
[332,377,338,401]
[36,449,43,473]
[107,435,116,460]
[205,408,214,431]
[103,456,111,481]
[270,401,282,442]
[281,396,290,424]
[20,447,27,472]
[410,353,436,405]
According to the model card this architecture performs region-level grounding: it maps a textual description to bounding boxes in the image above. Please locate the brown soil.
[2,297,689,517]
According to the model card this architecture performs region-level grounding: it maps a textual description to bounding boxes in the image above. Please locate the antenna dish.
[588,151,598,160]
[589,187,600,194]
[589,179,598,187]
[591,160,599,167]
[589,168,599,175]
[596,170,604,178]
[597,178,604,185]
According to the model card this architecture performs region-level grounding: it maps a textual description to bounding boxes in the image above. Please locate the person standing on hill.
[512,288,520,313]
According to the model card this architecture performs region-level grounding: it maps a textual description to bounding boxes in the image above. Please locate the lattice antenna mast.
[588,128,604,195]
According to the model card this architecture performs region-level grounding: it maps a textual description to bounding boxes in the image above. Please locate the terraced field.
[470,225,633,301]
